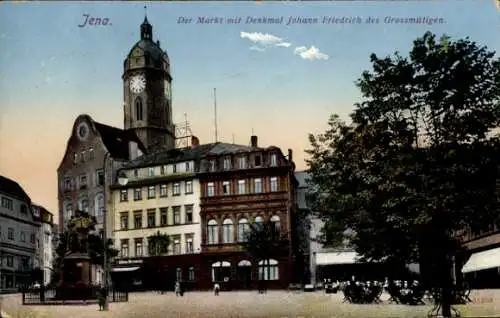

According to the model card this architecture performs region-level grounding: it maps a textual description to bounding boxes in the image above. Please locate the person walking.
[213,283,220,296]
[175,281,181,296]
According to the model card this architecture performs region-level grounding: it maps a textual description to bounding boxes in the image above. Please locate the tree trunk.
[440,257,453,318]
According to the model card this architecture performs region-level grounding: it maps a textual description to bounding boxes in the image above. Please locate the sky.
[0,0,499,219]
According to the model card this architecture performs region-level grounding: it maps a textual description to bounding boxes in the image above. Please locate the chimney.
[191,136,200,148]
[288,148,293,162]
[251,135,258,148]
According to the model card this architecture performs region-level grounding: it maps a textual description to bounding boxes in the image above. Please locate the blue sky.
[0,0,499,213]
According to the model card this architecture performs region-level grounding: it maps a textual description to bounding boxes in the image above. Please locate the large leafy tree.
[307,32,500,317]
[147,231,170,256]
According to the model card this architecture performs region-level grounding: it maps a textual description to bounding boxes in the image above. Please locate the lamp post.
[102,151,128,311]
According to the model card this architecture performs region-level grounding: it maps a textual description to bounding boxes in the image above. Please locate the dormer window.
[270,154,277,167]
[209,160,216,172]
[223,157,231,170]
[254,154,262,167]
[186,162,191,172]
[148,167,155,177]
[238,156,248,169]
[160,165,165,175]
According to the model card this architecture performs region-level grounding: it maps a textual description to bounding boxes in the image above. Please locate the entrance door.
[237,267,252,289]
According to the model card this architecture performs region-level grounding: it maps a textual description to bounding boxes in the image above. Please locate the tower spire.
[140,6,153,40]
[144,5,148,22]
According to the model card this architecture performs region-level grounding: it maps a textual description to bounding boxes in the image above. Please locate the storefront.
[461,246,500,289]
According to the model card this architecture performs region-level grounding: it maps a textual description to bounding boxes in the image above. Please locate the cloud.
[294,46,329,61]
[240,31,291,50]
[249,46,266,52]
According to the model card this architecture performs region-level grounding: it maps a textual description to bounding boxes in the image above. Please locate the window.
[147,209,156,227]
[188,266,195,281]
[20,204,28,214]
[8,228,14,240]
[271,215,281,234]
[207,220,218,245]
[20,232,26,242]
[209,160,216,172]
[135,238,143,257]
[134,188,142,201]
[120,214,129,230]
[173,183,180,196]
[135,97,143,121]
[79,174,87,189]
[134,169,139,177]
[254,178,262,193]
[258,259,279,280]
[64,178,72,191]
[173,238,181,254]
[134,212,142,229]
[207,182,215,197]
[73,152,78,163]
[148,167,155,177]
[160,208,168,226]
[160,165,165,175]
[30,233,36,243]
[176,267,182,281]
[6,256,13,267]
[121,239,129,257]
[223,219,234,244]
[95,193,104,217]
[97,169,105,186]
[255,154,262,167]
[222,181,231,195]
[120,189,128,201]
[89,148,94,160]
[211,261,230,282]
[223,157,231,170]
[255,216,263,229]
[1,197,13,210]
[186,162,191,172]
[159,184,167,197]
[270,154,277,167]
[238,180,246,195]
[238,218,250,242]
[270,177,278,192]
[147,186,156,199]
[186,236,194,253]
[238,156,248,169]
[81,151,86,162]
[80,198,89,213]
[173,164,177,173]
[185,180,193,194]
[185,205,193,223]
[173,206,181,225]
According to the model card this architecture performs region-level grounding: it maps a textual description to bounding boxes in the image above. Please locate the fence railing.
[22,286,128,305]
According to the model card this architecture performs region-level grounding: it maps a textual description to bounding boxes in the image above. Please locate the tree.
[306,32,500,318]
[147,231,170,256]
[242,220,287,290]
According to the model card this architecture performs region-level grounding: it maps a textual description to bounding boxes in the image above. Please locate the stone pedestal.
[62,253,92,285]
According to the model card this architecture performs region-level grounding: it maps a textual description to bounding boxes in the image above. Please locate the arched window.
[270,215,280,233]
[254,216,263,229]
[95,193,104,218]
[207,219,218,245]
[211,261,231,282]
[176,267,182,282]
[237,218,249,242]
[64,201,72,220]
[222,218,234,243]
[135,97,143,121]
[258,259,279,281]
[79,197,89,213]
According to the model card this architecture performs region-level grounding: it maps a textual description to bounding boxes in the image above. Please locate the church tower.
[122,14,175,152]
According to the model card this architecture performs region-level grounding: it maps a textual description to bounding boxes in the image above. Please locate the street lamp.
[102,152,128,311]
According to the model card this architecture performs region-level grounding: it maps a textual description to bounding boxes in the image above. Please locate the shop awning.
[315,251,359,266]
[461,247,500,273]
[111,266,140,273]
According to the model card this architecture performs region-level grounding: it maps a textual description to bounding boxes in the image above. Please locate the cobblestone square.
[2,290,500,318]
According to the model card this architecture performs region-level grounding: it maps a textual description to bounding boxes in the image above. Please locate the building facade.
[0,176,40,290]
[32,205,56,286]
[197,136,298,290]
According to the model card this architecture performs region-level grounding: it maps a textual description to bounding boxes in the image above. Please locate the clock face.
[77,122,89,140]
[130,75,146,94]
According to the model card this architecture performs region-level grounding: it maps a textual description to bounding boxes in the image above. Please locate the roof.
[206,142,270,155]
[93,122,147,160]
[0,175,31,203]
[123,143,217,169]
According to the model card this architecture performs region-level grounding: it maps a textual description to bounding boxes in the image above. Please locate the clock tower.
[122,15,175,151]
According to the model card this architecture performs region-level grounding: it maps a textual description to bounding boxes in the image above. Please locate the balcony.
[201,191,289,206]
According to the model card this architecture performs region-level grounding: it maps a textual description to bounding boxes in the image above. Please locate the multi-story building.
[197,136,298,290]
[0,176,40,290]
[32,205,56,286]
[57,15,175,238]
[110,137,212,290]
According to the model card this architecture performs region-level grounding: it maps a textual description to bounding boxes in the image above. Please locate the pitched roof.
[0,175,31,203]
[123,143,217,169]
[93,122,147,160]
